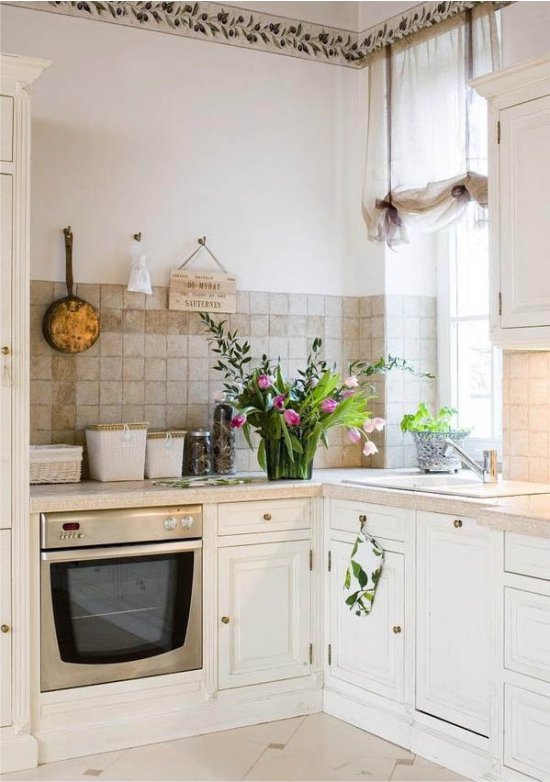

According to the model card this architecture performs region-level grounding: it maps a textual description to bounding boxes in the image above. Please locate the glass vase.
[264,437,314,481]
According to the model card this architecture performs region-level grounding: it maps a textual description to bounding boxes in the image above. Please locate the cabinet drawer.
[217,499,311,536]
[505,587,550,683]
[330,499,407,541]
[505,684,550,780]
[505,533,550,580]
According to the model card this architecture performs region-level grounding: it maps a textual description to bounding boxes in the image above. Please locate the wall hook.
[133,232,142,242]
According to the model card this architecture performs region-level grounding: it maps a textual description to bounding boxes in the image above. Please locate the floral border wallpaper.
[10,0,511,68]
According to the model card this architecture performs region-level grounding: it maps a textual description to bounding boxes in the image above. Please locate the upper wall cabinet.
[473,55,550,349]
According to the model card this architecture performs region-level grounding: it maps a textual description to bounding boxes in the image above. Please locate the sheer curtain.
[362,5,500,247]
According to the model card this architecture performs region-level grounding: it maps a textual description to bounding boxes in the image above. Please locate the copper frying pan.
[42,227,100,353]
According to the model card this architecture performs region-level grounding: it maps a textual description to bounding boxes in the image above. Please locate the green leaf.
[257,438,266,470]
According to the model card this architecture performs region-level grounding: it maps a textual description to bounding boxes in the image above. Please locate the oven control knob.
[181,516,194,529]
[164,517,177,530]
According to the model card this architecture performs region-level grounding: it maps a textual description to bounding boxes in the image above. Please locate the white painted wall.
[500,1,550,67]
[0,4,369,295]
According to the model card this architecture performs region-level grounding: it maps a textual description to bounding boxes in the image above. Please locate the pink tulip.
[283,409,301,427]
[372,417,386,432]
[341,389,355,399]
[346,427,361,444]
[257,374,272,390]
[273,394,286,410]
[344,376,359,389]
[320,398,338,414]
[362,440,378,457]
[230,413,247,429]
[363,419,375,434]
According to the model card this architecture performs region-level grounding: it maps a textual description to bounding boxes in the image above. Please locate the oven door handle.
[41,540,202,562]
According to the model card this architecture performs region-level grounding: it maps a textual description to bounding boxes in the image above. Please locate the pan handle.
[63,226,74,298]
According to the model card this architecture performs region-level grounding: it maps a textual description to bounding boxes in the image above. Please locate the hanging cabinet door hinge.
[309,549,313,571]
[328,644,332,665]
[497,120,501,144]
[309,643,313,665]
[498,291,502,316]
[328,551,332,572]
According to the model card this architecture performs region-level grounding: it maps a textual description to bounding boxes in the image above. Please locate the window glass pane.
[455,319,494,438]
[455,216,489,318]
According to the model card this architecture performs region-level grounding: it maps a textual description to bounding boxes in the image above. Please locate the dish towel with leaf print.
[344,529,385,616]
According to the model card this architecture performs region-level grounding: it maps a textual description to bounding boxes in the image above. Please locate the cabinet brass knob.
[359,514,367,524]
[263,513,272,521]
[453,519,463,529]
[1,346,10,356]
[221,616,230,624]
[1,624,10,634]
[392,625,402,634]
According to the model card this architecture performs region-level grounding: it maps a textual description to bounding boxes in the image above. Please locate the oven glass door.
[50,550,194,665]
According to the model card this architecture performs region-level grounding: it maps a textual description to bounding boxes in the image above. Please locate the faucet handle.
[482,449,498,481]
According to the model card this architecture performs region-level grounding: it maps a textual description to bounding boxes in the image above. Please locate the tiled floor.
[1,714,467,782]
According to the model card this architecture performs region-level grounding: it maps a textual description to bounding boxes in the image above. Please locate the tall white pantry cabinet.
[473,54,550,349]
[0,53,49,774]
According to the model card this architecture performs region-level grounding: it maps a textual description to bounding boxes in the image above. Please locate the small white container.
[30,445,83,484]
[86,423,148,482]
[145,431,186,479]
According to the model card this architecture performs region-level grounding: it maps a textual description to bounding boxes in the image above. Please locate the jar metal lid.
[188,429,211,437]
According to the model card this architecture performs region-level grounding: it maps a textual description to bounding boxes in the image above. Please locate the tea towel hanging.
[344,526,385,616]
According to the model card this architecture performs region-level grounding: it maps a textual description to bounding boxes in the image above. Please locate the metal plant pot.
[411,430,470,473]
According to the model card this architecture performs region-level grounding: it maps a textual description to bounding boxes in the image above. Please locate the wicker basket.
[30,445,83,484]
[86,423,148,482]
[411,430,470,473]
[145,431,186,479]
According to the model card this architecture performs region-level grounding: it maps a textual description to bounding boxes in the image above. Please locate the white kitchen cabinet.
[0,54,49,774]
[416,511,492,736]
[328,536,405,703]
[473,54,550,348]
[0,531,11,728]
[504,684,550,780]
[217,540,312,689]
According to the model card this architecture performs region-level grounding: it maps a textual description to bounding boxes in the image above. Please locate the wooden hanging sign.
[168,236,237,313]
[169,269,237,313]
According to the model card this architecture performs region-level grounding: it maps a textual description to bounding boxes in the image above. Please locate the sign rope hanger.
[177,236,228,273]
[169,236,237,313]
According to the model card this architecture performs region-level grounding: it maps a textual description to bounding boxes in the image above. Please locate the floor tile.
[286,714,414,761]
[100,732,267,781]
[390,756,468,782]
[208,716,305,747]
[1,749,126,781]
[244,746,396,781]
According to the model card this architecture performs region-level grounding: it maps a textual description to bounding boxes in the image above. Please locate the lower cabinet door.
[416,512,491,736]
[329,537,405,703]
[1,530,11,727]
[218,540,311,689]
[504,684,550,780]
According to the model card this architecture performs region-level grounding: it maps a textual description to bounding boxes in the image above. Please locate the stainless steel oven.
[40,505,202,692]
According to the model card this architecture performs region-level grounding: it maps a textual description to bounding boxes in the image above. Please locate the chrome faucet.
[444,439,498,484]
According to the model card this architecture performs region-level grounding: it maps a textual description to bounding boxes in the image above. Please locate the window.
[437,206,502,458]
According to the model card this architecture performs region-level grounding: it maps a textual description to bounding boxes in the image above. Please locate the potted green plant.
[400,403,471,473]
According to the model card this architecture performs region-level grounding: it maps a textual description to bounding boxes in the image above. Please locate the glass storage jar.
[183,430,212,476]
[213,394,236,475]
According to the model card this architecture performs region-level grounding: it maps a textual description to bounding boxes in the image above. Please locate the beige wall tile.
[101,284,124,309]
[123,357,145,381]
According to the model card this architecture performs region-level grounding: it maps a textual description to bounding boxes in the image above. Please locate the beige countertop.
[30,468,550,538]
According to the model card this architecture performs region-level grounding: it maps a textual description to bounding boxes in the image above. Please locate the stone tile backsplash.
[30,282,437,470]
[503,351,550,483]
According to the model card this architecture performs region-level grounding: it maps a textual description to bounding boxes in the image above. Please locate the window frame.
[436,226,502,462]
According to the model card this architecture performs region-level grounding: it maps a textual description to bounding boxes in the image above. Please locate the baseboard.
[324,688,492,782]
[36,687,323,764]
[0,729,39,774]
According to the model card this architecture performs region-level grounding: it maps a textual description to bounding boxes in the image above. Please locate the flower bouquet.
[200,313,424,480]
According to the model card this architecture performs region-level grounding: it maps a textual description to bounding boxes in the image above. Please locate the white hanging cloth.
[362,5,500,247]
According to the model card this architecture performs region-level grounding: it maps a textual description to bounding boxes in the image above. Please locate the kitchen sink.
[341,473,550,498]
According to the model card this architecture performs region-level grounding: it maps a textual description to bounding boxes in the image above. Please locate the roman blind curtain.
[362,5,500,247]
